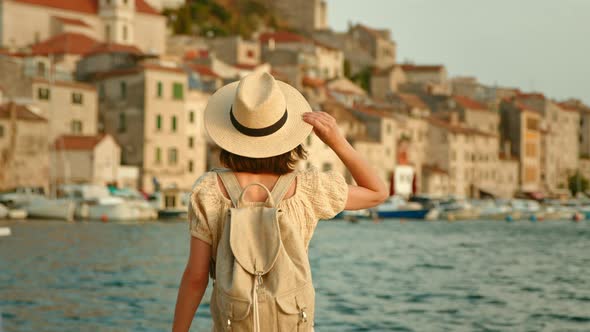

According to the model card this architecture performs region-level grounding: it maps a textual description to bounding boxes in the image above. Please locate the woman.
[172,71,388,331]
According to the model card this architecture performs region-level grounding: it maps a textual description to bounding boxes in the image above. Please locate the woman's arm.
[172,237,211,332]
[302,111,389,210]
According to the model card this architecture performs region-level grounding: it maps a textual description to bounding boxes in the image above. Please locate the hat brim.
[204,80,313,158]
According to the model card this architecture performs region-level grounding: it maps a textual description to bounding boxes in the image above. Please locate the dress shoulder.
[298,166,348,220]
[188,171,220,244]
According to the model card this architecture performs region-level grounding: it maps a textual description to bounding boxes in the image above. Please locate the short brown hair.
[219,145,307,174]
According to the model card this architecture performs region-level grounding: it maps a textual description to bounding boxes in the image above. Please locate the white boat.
[439,198,480,221]
[7,209,27,219]
[0,227,11,237]
[0,203,8,219]
[376,196,435,220]
[59,184,156,222]
[471,200,512,220]
[149,187,190,219]
[24,197,75,221]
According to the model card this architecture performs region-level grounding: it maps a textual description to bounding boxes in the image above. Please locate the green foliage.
[351,66,373,93]
[568,171,589,196]
[164,0,283,38]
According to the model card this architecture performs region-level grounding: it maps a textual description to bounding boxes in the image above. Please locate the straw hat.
[204,71,313,158]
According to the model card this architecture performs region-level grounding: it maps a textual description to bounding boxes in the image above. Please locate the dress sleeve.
[188,173,213,244]
[303,167,349,220]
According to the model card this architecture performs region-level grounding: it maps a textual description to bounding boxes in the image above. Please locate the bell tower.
[99,0,135,44]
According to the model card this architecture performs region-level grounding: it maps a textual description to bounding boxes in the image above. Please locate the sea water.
[0,219,589,331]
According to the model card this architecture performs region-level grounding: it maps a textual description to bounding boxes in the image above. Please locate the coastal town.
[1,0,590,222]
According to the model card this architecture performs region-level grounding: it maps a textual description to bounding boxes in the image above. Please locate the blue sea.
[0,219,589,331]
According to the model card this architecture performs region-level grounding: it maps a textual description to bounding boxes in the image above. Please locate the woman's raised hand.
[302,111,347,149]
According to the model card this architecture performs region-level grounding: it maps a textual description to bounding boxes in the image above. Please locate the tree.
[568,171,589,196]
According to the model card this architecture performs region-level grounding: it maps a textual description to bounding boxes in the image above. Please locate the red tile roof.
[188,64,220,78]
[233,63,259,70]
[85,42,143,56]
[183,49,209,60]
[0,102,47,122]
[427,117,494,137]
[31,32,98,56]
[515,101,539,113]
[398,93,428,109]
[53,134,108,150]
[516,92,545,100]
[259,31,308,44]
[54,16,91,27]
[32,78,96,91]
[453,95,488,111]
[401,64,444,73]
[14,0,160,15]
[302,76,325,88]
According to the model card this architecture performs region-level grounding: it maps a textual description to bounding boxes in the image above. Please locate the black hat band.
[230,106,288,137]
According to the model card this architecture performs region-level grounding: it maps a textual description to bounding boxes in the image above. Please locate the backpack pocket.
[275,284,315,332]
[212,288,252,331]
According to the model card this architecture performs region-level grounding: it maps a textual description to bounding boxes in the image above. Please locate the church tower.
[99,0,135,45]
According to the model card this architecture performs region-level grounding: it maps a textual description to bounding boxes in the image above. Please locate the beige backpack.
[210,170,315,332]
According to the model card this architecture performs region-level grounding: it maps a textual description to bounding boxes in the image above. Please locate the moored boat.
[377,196,433,220]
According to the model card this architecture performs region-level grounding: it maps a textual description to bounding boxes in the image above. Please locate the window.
[189,111,195,123]
[168,148,178,165]
[36,62,46,77]
[188,136,194,148]
[71,120,83,134]
[164,195,176,208]
[118,113,126,133]
[0,125,4,138]
[156,115,162,131]
[122,25,128,41]
[171,116,177,132]
[246,50,255,58]
[120,81,127,99]
[525,142,537,157]
[99,83,106,100]
[157,81,163,98]
[155,147,161,164]
[172,82,184,100]
[105,24,111,42]
[188,160,194,173]
[526,117,539,131]
[72,92,83,105]
[38,87,50,100]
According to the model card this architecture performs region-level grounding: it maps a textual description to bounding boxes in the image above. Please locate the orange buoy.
[101,214,109,223]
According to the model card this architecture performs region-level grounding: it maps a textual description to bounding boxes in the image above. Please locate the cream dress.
[188,166,349,252]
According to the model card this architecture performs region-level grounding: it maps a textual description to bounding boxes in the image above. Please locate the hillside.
[164,0,289,38]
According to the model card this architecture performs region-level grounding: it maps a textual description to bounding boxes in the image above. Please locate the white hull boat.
[24,197,75,221]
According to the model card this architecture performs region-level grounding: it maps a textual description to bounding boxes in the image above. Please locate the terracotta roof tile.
[0,102,47,122]
[31,32,98,56]
[32,78,96,91]
[188,64,220,78]
[14,0,160,15]
[398,93,428,109]
[427,117,494,137]
[183,49,209,60]
[302,76,325,88]
[453,95,488,111]
[85,42,143,56]
[54,16,91,27]
[259,31,308,44]
[53,134,108,150]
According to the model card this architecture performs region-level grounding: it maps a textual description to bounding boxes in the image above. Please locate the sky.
[325,0,590,104]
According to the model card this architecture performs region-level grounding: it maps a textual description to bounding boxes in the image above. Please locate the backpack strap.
[215,169,242,208]
[270,172,297,204]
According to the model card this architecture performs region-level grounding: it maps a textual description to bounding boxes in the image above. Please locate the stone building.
[448,95,499,135]
[1,0,166,55]
[371,65,406,101]
[560,99,590,158]
[260,31,343,81]
[207,36,260,68]
[399,64,450,96]
[184,90,209,179]
[93,62,199,192]
[496,153,520,198]
[31,78,98,142]
[51,134,121,185]
[426,115,500,198]
[259,0,328,34]
[421,164,450,197]
[0,102,50,191]
[500,99,542,193]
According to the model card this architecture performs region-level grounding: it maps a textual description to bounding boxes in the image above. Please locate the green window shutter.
[118,113,126,133]
[157,81,163,98]
[120,81,127,99]
[156,115,162,130]
[189,111,195,123]
[172,116,177,132]
[172,82,183,100]
[155,147,161,164]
